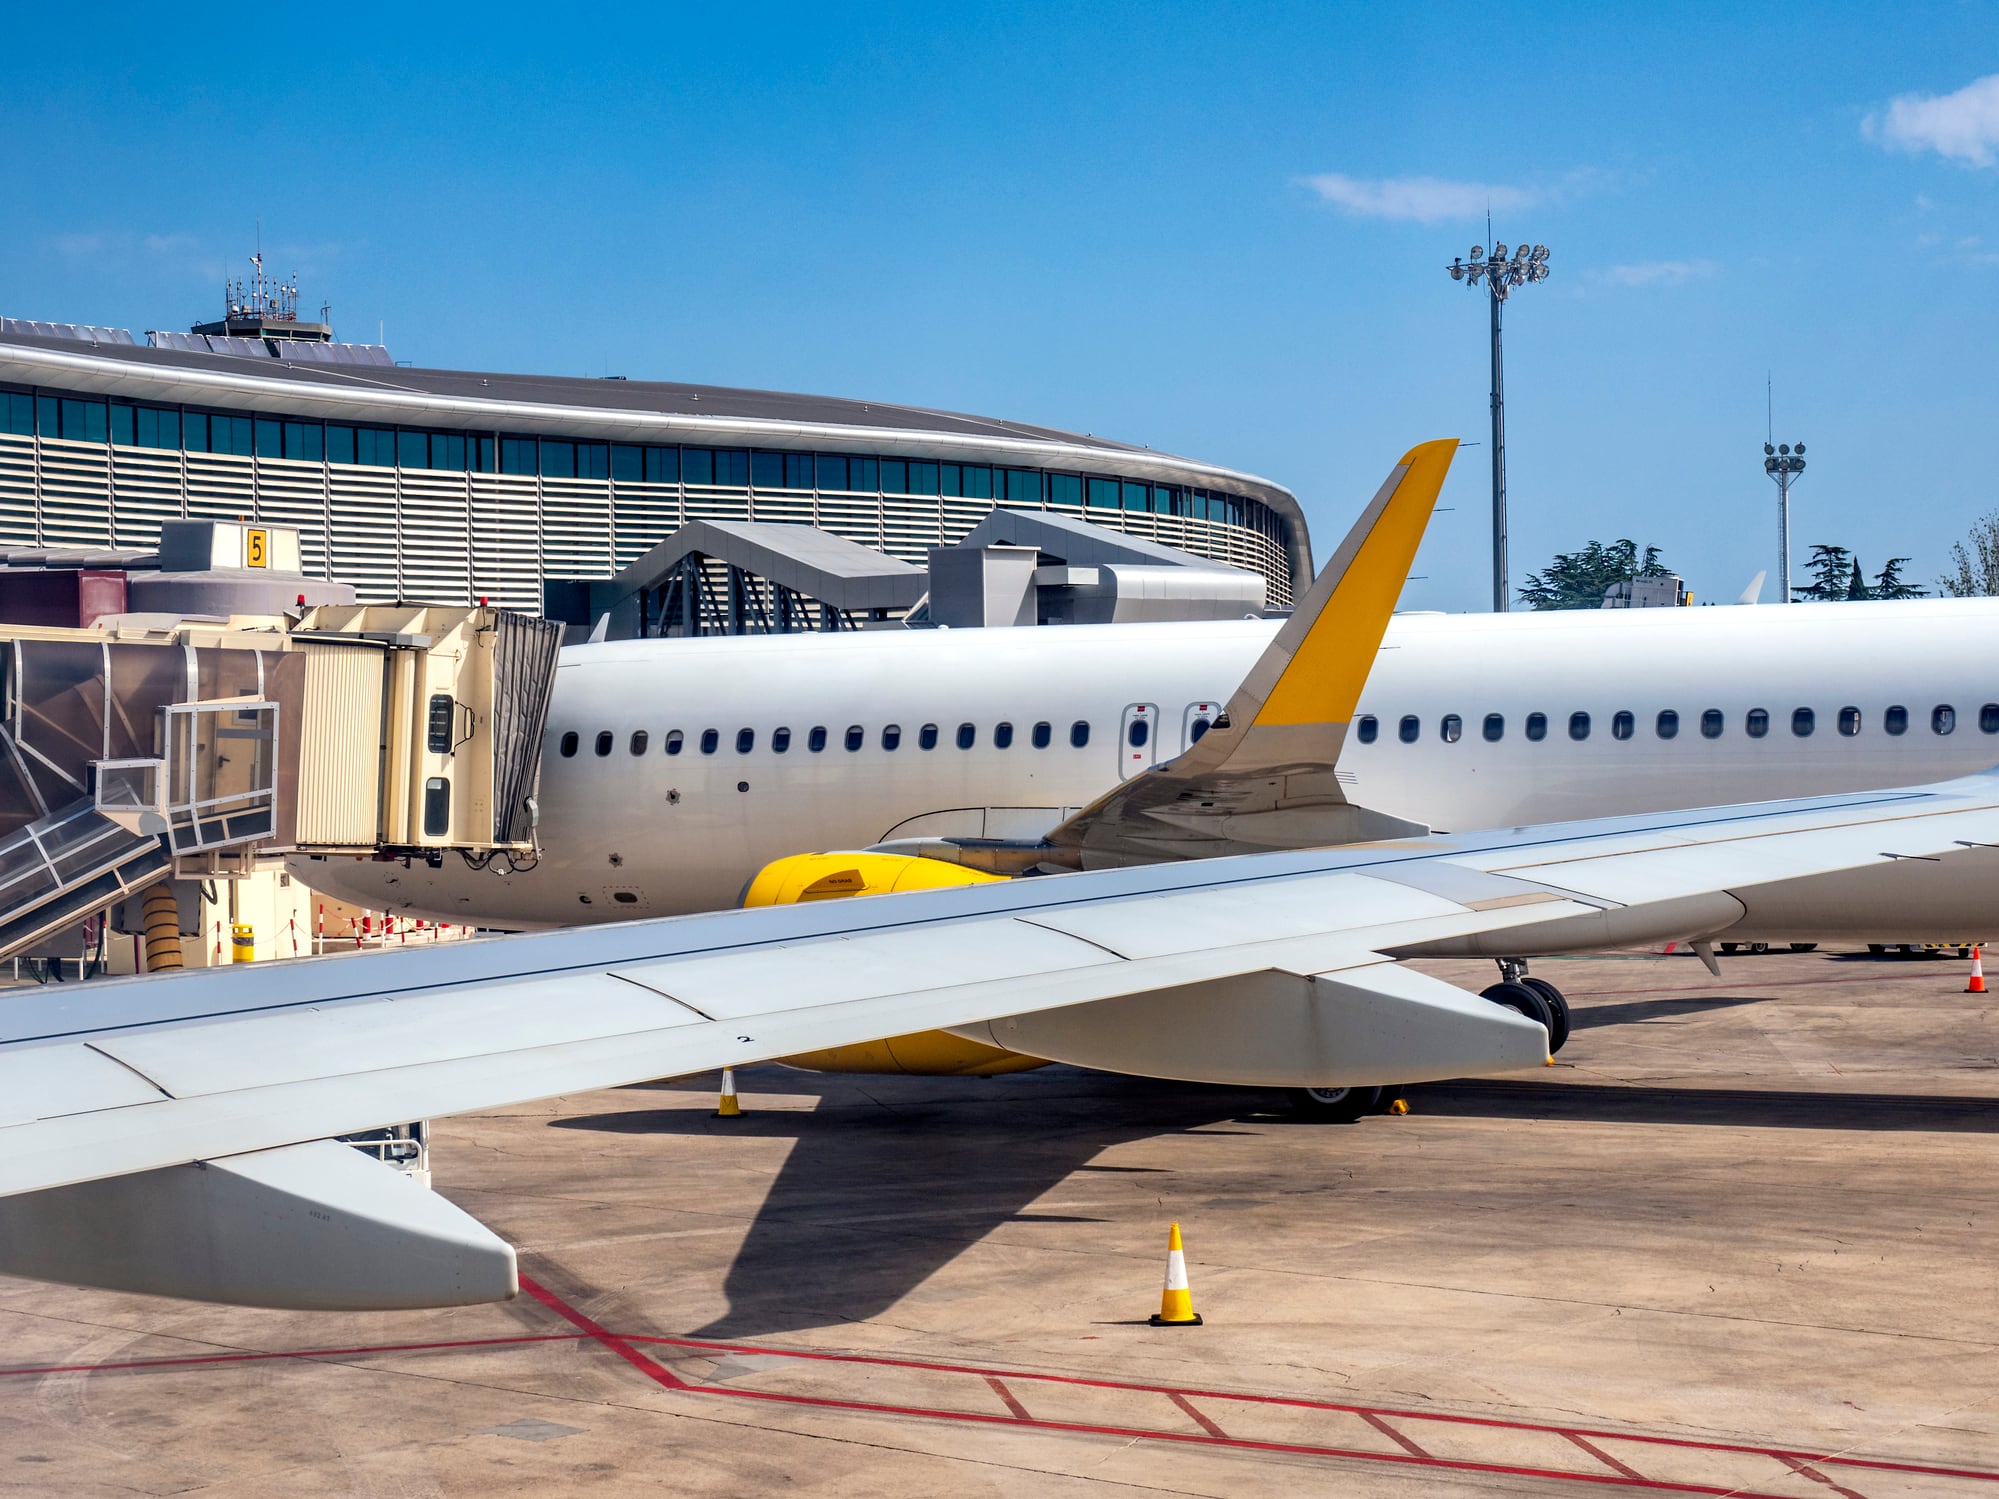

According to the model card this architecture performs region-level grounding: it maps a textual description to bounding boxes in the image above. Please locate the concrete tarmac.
[4,946,1999,1496]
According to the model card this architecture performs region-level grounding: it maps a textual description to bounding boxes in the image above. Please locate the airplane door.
[1181,701,1220,753]
[1119,702,1159,780]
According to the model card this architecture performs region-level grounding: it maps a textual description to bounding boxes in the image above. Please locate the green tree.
[1939,512,1999,597]
[1846,558,1869,601]
[1872,557,1924,600]
[1793,544,1853,602]
[1518,539,1670,611]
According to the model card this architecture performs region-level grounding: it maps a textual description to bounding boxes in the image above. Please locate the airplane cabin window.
[995,722,1014,748]
[1656,710,1679,740]
[958,722,977,750]
[1885,706,1908,735]
[1838,707,1861,737]
[1128,718,1149,748]
[665,730,684,756]
[845,724,865,751]
[595,731,613,757]
[630,731,648,755]
[807,726,828,752]
[1746,709,1769,738]
[1032,721,1052,749]
[1397,715,1420,744]
[1983,704,1999,733]
[882,724,902,750]
[772,727,791,753]
[1356,714,1377,744]
[1190,717,1211,743]
[1569,711,1591,741]
[919,723,939,750]
[1525,712,1547,742]
[1071,720,1090,748]
[700,729,719,754]
[737,728,756,753]
[1792,708,1815,737]
[1440,714,1462,743]
[1934,704,1957,735]
[1611,711,1634,741]
[559,731,579,757]
[1482,713,1504,742]
[1700,709,1724,739]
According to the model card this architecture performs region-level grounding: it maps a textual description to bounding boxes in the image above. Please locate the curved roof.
[0,328,1312,582]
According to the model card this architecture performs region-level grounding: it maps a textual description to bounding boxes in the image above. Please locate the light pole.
[1449,241,1550,611]
[1764,441,1806,602]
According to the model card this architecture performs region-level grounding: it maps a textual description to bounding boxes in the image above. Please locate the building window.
[682,448,715,485]
[815,454,848,490]
[1569,711,1591,741]
[594,731,613,757]
[630,731,648,755]
[1007,469,1043,503]
[751,451,783,489]
[353,426,393,466]
[994,722,1014,749]
[881,459,909,494]
[578,443,609,480]
[646,446,680,484]
[957,722,977,750]
[909,461,940,494]
[0,392,32,436]
[541,439,576,478]
[715,450,748,486]
[284,420,323,461]
[700,729,719,754]
[1440,714,1462,743]
[844,724,864,751]
[1885,705,1908,736]
[882,724,901,750]
[961,465,993,499]
[612,444,643,482]
[559,731,579,757]
[1482,713,1504,742]
[1837,707,1862,737]
[785,453,814,489]
[1934,704,1957,735]
[1048,473,1082,506]
[1398,715,1420,744]
[772,727,791,753]
[1525,712,1547,742]
[1612,711,1634,740]
[1792,708,1815,737]
[1071,720,1091,748]
[255,415,282,455]
[807,726,827,752]
[398,429,428,468]
[136,405,181,449]
[1700,709,1724,739]
[1356,714,1378,744]
[1086,477,1118,508]
[737,728,756,753]
[665,730,683,756]
[1032,721,1052,749]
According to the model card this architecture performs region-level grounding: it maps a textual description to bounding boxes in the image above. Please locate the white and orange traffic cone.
[1148,1222,1203,1327]
[714,1067,743,1118]
[1969,946,1987,995]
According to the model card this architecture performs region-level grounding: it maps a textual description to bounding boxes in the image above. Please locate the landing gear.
[1484,961,1571,1054]
[1285,1084,1381,1122]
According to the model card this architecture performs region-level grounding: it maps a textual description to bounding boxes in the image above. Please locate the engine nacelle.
[742,851,1053,1077]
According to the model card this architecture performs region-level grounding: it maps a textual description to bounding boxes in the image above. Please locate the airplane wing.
[876,439,1455,874]
[4,766,1999,1310]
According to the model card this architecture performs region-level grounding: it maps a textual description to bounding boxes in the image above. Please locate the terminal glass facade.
[0,383,1297,609]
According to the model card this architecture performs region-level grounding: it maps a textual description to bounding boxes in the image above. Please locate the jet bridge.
[0,605,561,966]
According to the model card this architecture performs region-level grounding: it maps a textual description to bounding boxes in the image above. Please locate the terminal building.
[0,282,1312,614]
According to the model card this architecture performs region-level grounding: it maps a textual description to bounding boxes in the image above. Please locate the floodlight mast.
[1763,440,1807,601]
[1448,241,1550,611]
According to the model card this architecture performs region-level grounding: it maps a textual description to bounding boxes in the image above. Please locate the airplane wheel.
[1482,981,1556,1042]
[1749,942,1770,955]
[1287,1085,1381,1122]
[1518,977,1571,1053]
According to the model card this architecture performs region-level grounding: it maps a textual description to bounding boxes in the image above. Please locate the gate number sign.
[246,528,268,568]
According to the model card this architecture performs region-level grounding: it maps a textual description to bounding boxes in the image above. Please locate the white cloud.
[1300,173,1537,225]
[1865,74,1999,166]
[1599,259,1717,288]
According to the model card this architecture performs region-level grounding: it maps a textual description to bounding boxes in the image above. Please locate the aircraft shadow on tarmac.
[551,1066,1270,1338]
[1569,993,1767,1029]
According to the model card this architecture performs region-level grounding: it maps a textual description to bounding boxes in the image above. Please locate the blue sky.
[5,3,1997,609]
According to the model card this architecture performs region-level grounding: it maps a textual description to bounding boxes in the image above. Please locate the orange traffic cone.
[1969,946,1987,995]
[1148,1222,1203,1327]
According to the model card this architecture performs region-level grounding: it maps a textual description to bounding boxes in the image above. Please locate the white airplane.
[5,439,1999,1314]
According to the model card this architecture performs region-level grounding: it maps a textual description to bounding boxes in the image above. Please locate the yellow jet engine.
[742,852,1052,1076]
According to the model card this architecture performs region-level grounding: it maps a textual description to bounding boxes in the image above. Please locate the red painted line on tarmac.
[1167,1391,1227,1439]
[0,1332,587,1380]
[1357,1408,1432,1459]
[517,1274,690,1392]
[1567,1431,1648,1481]
[984,1375,1031,1420]
[1778,1453,1872,1499]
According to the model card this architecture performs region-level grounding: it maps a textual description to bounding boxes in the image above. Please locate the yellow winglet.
[1255,438,1457,730]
